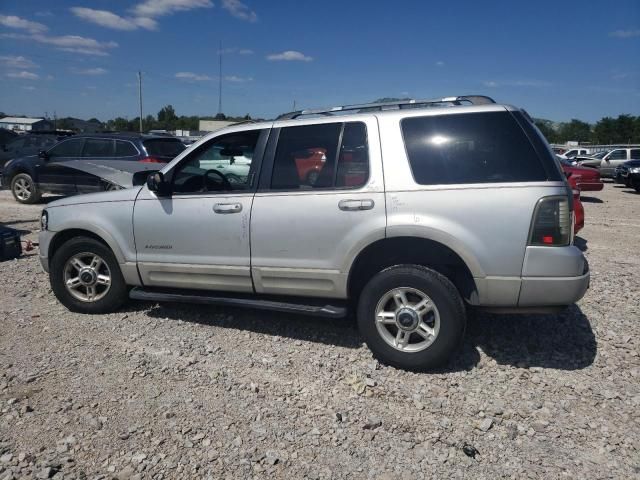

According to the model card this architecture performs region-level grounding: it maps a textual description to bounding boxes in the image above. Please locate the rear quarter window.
[401,111,548,185]
[143,139,185,158]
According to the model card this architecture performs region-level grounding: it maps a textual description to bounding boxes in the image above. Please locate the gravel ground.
[1,184,639,480]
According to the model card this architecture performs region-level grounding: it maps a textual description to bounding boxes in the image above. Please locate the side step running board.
[129,287,347,318]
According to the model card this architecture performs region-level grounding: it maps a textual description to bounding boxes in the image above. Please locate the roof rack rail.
[276,95,496,120]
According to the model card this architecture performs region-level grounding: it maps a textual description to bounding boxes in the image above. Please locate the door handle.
[213,203,242,214]
[338,199,375,211]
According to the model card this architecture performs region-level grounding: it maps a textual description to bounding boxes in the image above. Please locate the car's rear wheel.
[50,237,128,314]
[11,173,41,204]
[357,265,466,371]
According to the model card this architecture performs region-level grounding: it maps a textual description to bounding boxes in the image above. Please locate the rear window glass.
[115,140,138,157]
[401,112,547,185]
[143,139,185,157]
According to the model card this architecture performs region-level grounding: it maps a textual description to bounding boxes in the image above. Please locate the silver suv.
[39,96,590,371]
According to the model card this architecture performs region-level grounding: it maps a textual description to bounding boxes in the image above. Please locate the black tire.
[50,236,128,314]
[11,173,41,204]
[357,264,466,371]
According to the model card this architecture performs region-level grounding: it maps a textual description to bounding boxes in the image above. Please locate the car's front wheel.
[50,237,128,314]
[357,265,466,371]
[11,173,41,204]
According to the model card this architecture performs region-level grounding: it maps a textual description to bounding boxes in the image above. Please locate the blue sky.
[0,0,639,122]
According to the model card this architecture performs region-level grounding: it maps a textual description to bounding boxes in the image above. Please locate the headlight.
[41,210,48,231]
[630,167,640,174]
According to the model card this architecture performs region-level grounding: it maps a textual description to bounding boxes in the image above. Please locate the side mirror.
[38,150,49,161]
[146,171,171,196]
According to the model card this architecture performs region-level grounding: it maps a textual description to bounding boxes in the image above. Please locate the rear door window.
[271,122,369,189]
[401,111,547,185]
[82,139,114,157]
[143,139,185,158]
[630,149,640,159]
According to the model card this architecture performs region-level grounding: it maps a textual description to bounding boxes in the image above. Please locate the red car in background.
[567,175,584,235]
[558,157,603,191]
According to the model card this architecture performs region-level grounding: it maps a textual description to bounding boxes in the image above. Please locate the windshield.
[143,139,186,158]
[590,150,609,159]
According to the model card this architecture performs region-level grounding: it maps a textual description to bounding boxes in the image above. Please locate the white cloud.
[0,55,37,69]
[435,61,444,67]
[609,29,640,38]
[225,75,252,82]
[6,71,39,80]
[221,0,257,22]
[70,7,157,31]
[1,32,118,56]
[72,67,108,75]
[483,81,499,87]
[266,50,312,62]
[21,85,36,90]
[133,0,213,18]
[0,14,47,33]
[175,71,212,81]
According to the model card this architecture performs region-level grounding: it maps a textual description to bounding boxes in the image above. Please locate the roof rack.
[276,95,496,120]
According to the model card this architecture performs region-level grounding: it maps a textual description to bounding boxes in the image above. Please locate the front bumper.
[38,229,55,273]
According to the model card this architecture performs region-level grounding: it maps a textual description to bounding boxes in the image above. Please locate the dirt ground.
[0,183,639,479]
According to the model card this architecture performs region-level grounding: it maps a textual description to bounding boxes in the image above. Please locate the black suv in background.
[0,131,74,171]
[1,133,185,204]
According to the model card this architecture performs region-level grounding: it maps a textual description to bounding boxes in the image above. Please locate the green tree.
[157,105,177,129]
[557,119,592,143]
[534,118,558,143]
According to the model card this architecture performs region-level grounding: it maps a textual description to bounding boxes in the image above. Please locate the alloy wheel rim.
[14,178,32,200]
[374,287,440,353]
[63,252,111,302]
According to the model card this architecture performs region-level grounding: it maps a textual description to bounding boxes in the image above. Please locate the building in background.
[0,117,53,132]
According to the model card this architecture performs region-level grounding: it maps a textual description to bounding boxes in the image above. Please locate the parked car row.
[568,147,640,178]
[0,133,186,204]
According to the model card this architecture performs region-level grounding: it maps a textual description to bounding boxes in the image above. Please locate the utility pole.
[292,100,297,112]
[138,71,143,133]
[218,41,223,115]
[53,110,57,130]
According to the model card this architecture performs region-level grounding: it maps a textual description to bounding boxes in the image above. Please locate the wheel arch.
[49,227,125,265]
[347,236,480,305]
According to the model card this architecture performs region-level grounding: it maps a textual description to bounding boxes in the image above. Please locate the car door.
[250,119,386,298]
[38,138,85,193]
[601,149,628,176]
[133,128,268,292]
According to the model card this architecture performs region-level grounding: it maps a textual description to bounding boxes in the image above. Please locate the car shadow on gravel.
[465,304,596,371]
[579,196,603,203]
[142,301,596,372]
[145,303,363,349]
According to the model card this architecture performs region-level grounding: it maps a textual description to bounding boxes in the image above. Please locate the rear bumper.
[518,270,590,307]
[577,181,603,191]
[473,246,590,307]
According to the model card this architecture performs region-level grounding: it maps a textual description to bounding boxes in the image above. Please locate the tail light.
[139,156,163,163]
[528,195,572,246]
